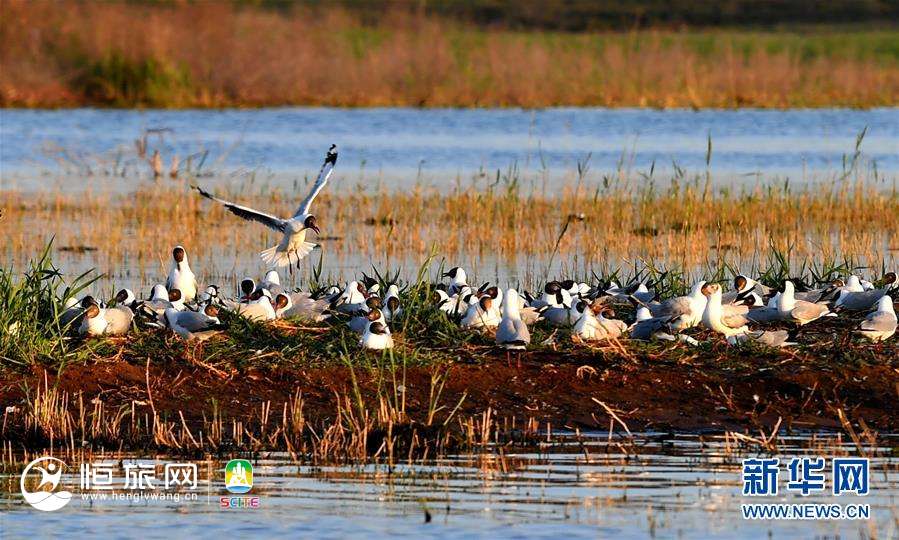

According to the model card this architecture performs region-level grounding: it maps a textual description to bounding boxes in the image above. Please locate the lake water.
[2,108,898,192]
[1,433,896,539]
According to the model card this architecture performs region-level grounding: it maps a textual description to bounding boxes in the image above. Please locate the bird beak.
[310,224,321,235]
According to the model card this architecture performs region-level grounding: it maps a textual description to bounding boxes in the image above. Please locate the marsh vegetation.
[2,1,898,108]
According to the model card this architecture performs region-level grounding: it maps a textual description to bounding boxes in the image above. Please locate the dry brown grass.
[2,169,897,290]
[1,1,897,108]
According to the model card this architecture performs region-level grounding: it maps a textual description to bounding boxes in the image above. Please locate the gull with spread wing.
[195,145,337,268]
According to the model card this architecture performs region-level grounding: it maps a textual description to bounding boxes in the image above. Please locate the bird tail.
[260,242,317,268]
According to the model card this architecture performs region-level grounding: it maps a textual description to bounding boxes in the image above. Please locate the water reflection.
[1,433,896,538]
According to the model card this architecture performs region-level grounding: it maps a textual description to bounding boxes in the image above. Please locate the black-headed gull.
[283,291,331,322]
[641,281,707,331]
[79,302,132,336]
[361,308,393,350]
[383,284,402,322]
[443,267,468,295]
[195,145,337,268]
[461,295,500,330]
[166,246,197,302]
[572,300,625,341]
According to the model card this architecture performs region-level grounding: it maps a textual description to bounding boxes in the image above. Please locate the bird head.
[303,215,320,235]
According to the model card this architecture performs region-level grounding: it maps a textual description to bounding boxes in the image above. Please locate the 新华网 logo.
[225,459,253,494]
[20,457,73,512]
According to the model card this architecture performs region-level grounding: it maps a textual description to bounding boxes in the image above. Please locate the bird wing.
[656,296,690,317]
[176,311,216,332]
[791,301,828,321]
[721,312,750,329]
[860,312,897,332]
[293,144,338,217]
[195,186,287,232]
[839,290,886,311]
[752,329,790,347]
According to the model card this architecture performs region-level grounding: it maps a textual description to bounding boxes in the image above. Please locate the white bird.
[113,288,137,309]
[348,297,383,334]
[461,295,500,330]
[722,275,771,304]
[273,293,292,318]
[259,270,283,295]
[335,281,369,314]
[166,246,198,302]
[778,281,832,325]
[361,309,393,350]
[572,300,625,341]
[79,303,107,336]
[855,296,897,342]
[544,302,576,327]
[606,280,655,303]
[842,275,866,293]
[79,303,131,336]
[495,289,530,350]
[137,285,184,322]
[629,314,675,341]
[165,304,221,340]
[643,281,707,331]
[530,281,568,309]
[195,145,337,268]
[443,267,468,295]
[433,288,472,317]
[833,282,890,311]
[197,285,219,305]
[226,291,276,322]
[103,305,134,335]
[282,291,331,322]
[701,283,750,338]
[238,278,256,301]
[383,284,402,322]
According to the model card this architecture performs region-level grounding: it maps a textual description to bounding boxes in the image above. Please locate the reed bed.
[2,168,897,293]
[2,1,898,108]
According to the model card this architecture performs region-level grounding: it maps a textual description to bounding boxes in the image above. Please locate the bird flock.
[62,253,898,354]
[55,144,898,353]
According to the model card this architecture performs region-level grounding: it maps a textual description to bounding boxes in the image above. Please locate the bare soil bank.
[3,344,896,448]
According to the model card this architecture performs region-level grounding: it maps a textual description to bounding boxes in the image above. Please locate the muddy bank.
[2,345,897,451]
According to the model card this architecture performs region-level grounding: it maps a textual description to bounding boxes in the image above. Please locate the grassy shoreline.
[1,244,897,457]
[2,1,898,109]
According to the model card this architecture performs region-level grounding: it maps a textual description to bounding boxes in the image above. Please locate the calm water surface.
[1,433,896,539]
[2,108,898,192]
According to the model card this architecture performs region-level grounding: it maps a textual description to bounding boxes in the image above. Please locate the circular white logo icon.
[20,457,73,512]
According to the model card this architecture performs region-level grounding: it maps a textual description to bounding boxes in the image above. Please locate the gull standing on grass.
[195,145,337,269]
